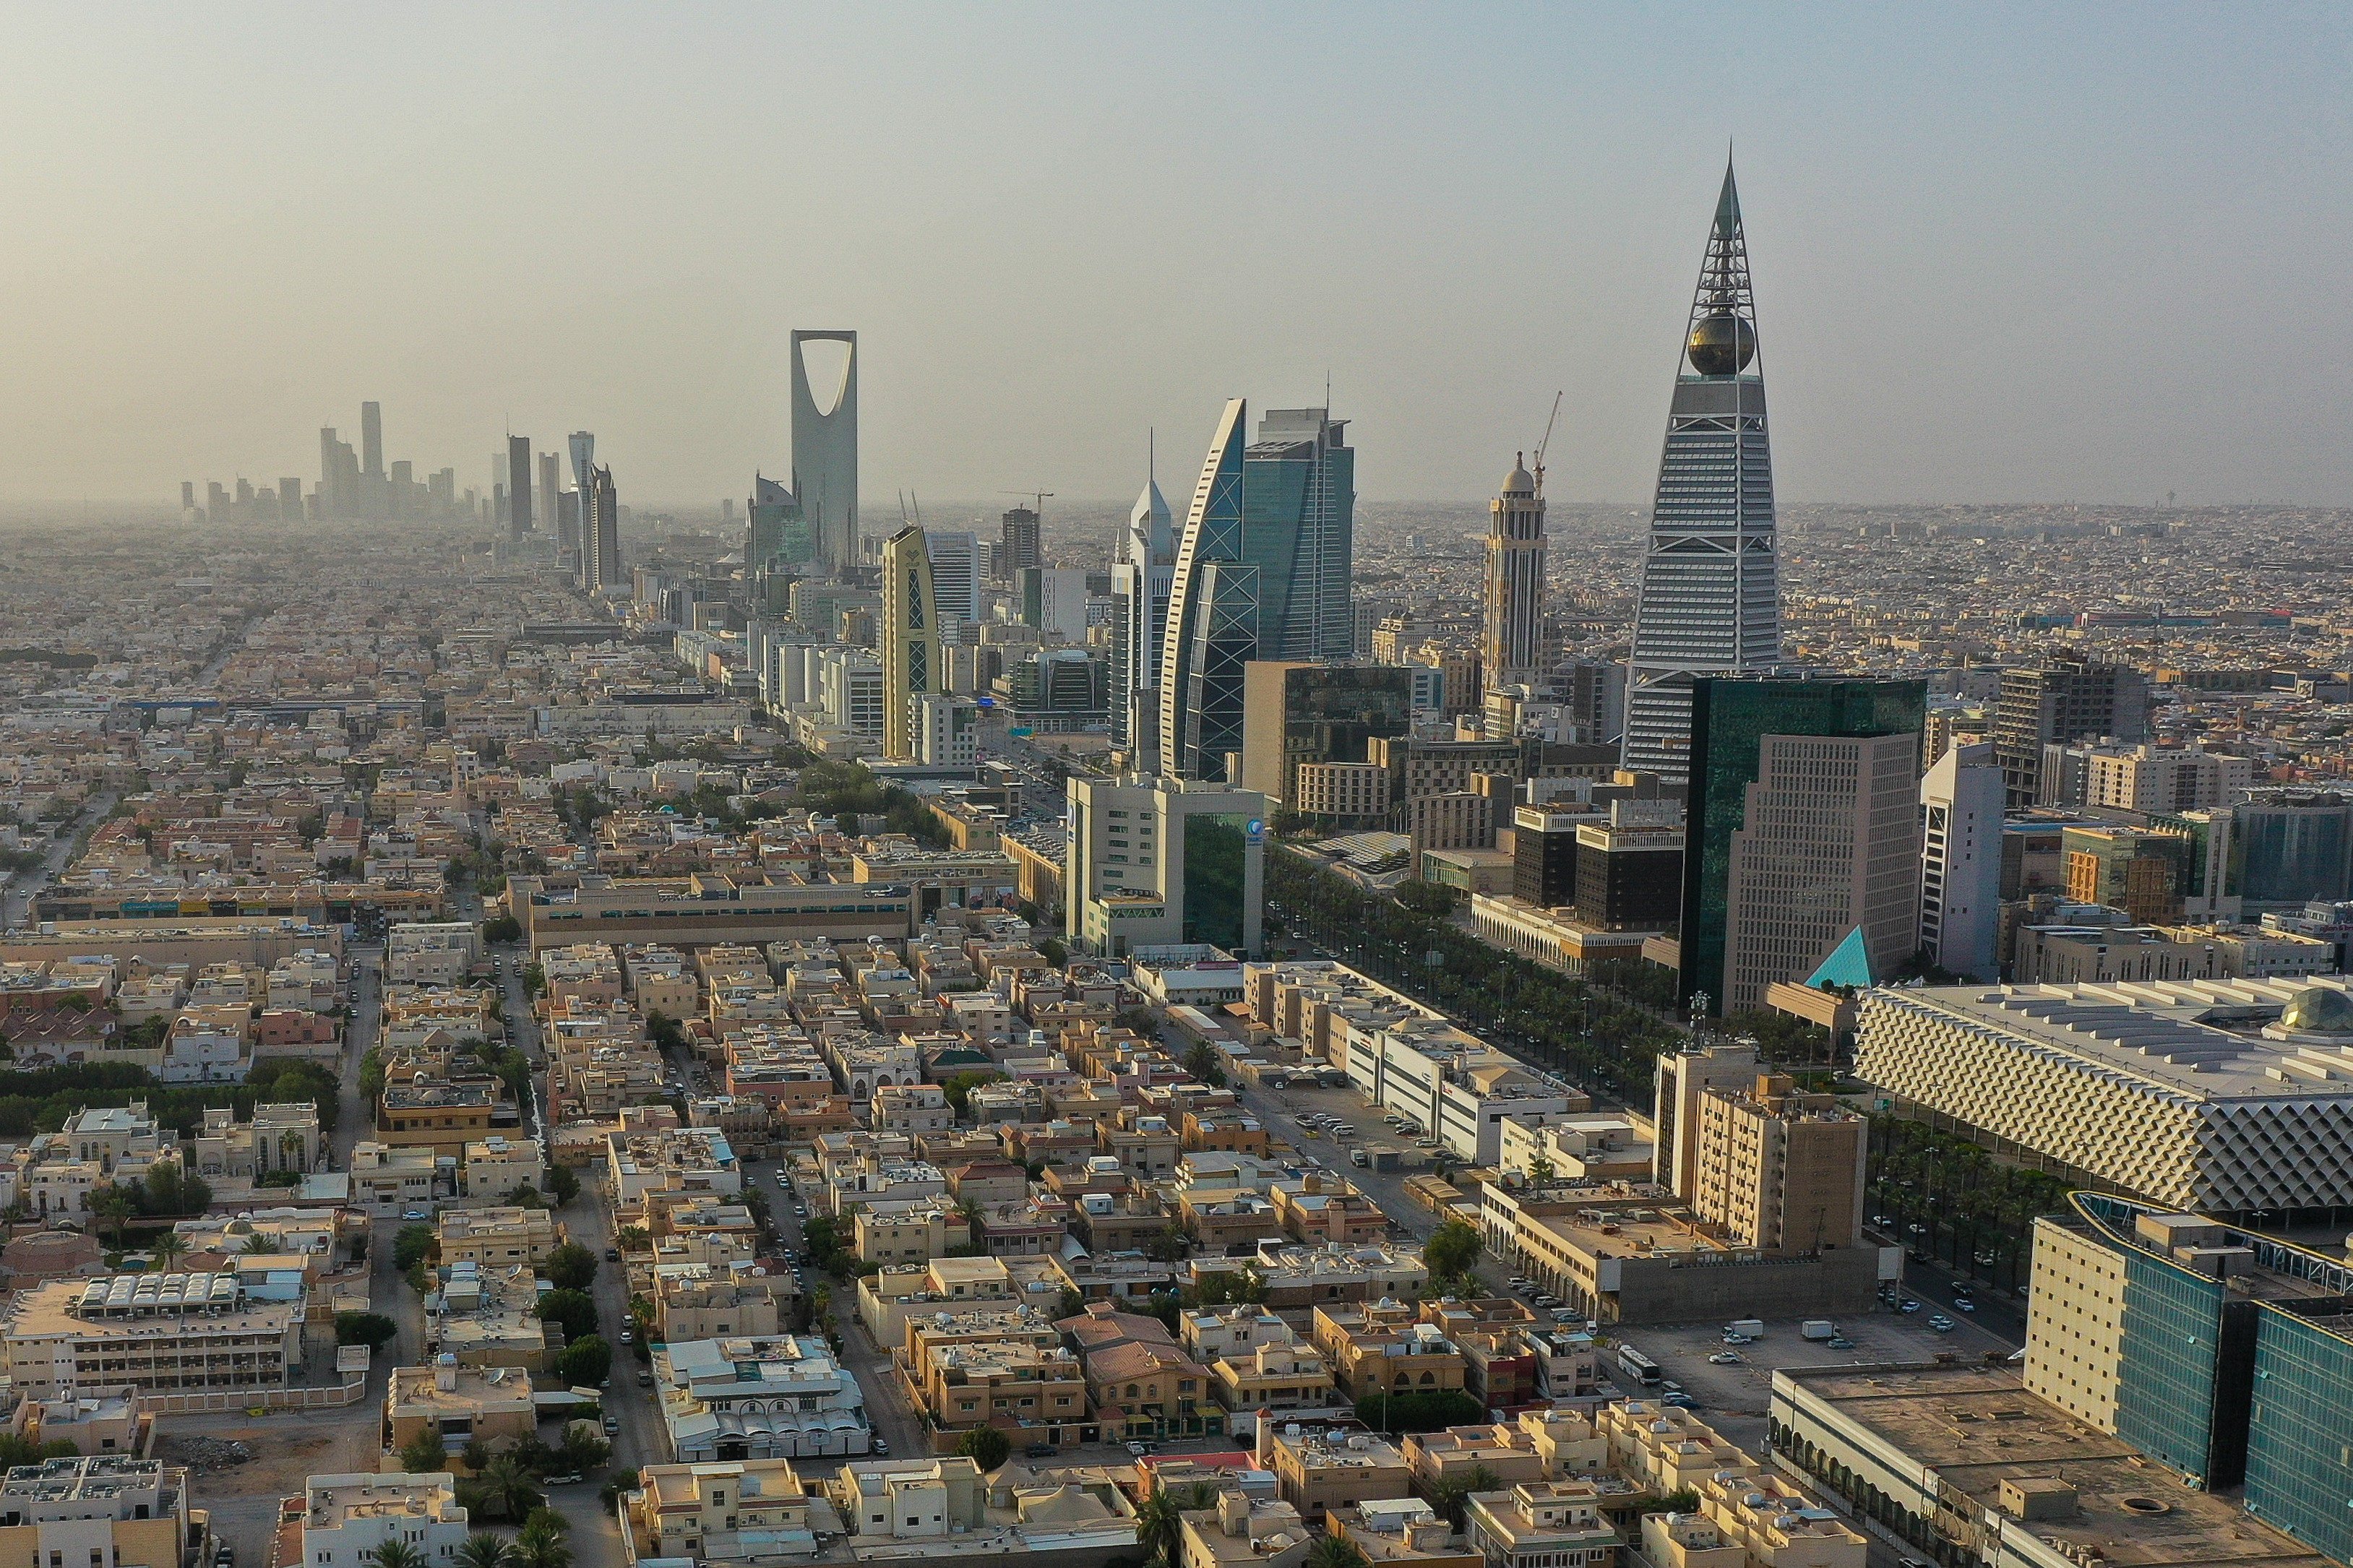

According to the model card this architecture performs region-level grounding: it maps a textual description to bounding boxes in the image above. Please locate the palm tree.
[475,1454,542,1523]
[1307,1537,1370,1568]
[368,1543,425,1568]
[148,1231,188,1274]
[454,1533,514,1568]
[513,1518,570,1568]
[1133,1486,1185,1568]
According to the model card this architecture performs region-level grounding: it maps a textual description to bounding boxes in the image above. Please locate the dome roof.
[2281,986,2353,1035]
[1502,455,1535,496]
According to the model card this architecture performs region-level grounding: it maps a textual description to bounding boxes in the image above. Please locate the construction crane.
[999,489,1054,516]
[1532,391,1563,495]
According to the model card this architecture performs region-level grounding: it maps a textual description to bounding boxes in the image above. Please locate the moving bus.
[1617,1345,1662,1387]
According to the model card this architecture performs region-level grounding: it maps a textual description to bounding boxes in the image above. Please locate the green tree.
[1424,1218,1481,1281]
[1143,1226,1190,1264]
[1307,1536,1371,1568]
[957,1426,1011,1472]
[1393,879,1460,916]
[542,1241,598,1291]
[559,1422,613,1472]
[455,1533,515,1568]
[335,1311,399,1349]
[397,1429,447,1476]
[557,1335,613,1387]
[942,1069,1003,1117]
[471,1454,543,1522]
[481,916,522,944]
[512,1513,570,1568]
[546,1163,581,1206]
[392,1223,437,1272]
[368,1542,426,1568]
[148,1230,189,1273]
[506,1183,549,1210]
[1133,1485,1187,1568]
[600,1469,640,1512]
[1182,1042,1226,1087]
[645,1011,686,1052]
[535,1288,598,1344]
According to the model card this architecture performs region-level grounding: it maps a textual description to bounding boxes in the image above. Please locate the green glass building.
[1678,677,1925,1013]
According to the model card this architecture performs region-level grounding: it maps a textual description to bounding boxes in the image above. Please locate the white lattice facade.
[1856,981,2353,1213]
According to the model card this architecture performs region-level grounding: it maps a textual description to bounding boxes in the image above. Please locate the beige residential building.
[1265,1426,1413,1522]
[1210,1340,1341,1415]
[1718,730,1920,1012]
[1331,1501,1481,1568]
[0,1455,191,1568]
[301,1473,475,1568]
[436,1206,560,1270]
[653,1262,786,1343]
[1,1272,302,1397]
[460,1136,546,1202]
[629,1459,812,1562]
[1180,1493,1315,1568]
[2085,745,2254,814]
[348,1140,440,1216]
[1684,1072,1866,1255]
[1463,1481,1619,1568]
[385,1356,538,1462]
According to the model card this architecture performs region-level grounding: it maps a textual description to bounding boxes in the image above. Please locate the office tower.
[431,469,455,514]
[1110,480,1176,752]
[789,329,859,574]
[319,428,341,515]
[747,475,809,574]
[180,481,194,514]
[1065,773,1267,957]
[1994,655,2149,809]
[207,482,229,522]
[2026,1192,2353,1551]
[585,465,621,594]
[1681,678,1926,1015]
[539,452,562,543]
[879,526,942,762]
[2061,825,2190,923]
[387,462,410,517]
[1238,662,1418,809]
[1482,453,1547,685]
[1010,649,1109,731]
[1573,803,1686,931]
[923,530,980,630]
[1159,400,1257,782]
[1018,567,1089,641]
[1243,406,1355,661]
[507,435,533,540]
[1624,163,1782,784]
[278,478,301,522]
[999,506,1042,580]
[1919,741,2003,981]
[1543,658,1627,746]
[360,398,384,493]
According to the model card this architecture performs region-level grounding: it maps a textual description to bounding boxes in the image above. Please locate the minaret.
[1481,452,1547,685]
[1621,160,1781,784]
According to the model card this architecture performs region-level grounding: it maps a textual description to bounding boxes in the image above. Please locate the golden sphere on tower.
[1687,312,1756,376]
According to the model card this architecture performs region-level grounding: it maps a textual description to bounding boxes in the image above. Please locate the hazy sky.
[3,3,2348,512]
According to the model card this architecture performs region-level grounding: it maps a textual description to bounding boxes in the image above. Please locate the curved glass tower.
[1158,400,1257,781]
[1621,162,1781,784]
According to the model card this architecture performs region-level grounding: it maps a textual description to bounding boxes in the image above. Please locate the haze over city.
[12,17,2353,1568]
[4,2,2350,512]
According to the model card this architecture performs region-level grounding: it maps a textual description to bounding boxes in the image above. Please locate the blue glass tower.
[1160,400,1257,781]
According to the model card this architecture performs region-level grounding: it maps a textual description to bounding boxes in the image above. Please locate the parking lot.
[1611,1304,2018,1421]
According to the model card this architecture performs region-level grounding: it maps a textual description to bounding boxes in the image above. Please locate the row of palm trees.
[364,1513,568,1568]
[1265,848,1685,1102]
[1865,1116,2075,1291]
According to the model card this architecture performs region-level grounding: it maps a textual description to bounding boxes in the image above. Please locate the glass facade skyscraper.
[1242,408,1354,663]
[1161,400,1257,782]
[1679,677,1924,1014]
[1624,163,1781,785]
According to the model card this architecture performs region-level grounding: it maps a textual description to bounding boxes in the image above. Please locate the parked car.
[637,1371,655,1387]
[603,1415,621,1434]
[542,1473,583,1486]
[1661,1393,1697,1408]
[402,1209,428,1222]
[1827,1337,1856,1350]
[1928,1314,1956,1332]
[604,1247,621,1262]
[1953,1296,1976,1312]
[872,1436,890,1456]
[1899,1298,1922,1313]
[1708,1352,1743,1365]
[1025,1443,1057,1459]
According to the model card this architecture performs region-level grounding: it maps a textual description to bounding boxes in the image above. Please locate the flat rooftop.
[1778,1365,2332,1568]
[1867,979,2353,1103]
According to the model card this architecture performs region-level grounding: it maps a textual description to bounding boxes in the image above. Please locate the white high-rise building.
[1919,741,2004,981]
[1111,477,1176,754]
[1623,163,1781,785]
[924,529,980,632]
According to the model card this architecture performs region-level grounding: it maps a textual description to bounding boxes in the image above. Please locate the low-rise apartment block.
[436,1206,559,1270]
[1,1271,303,1397]
[385,1355,538,1460]
[301,1472,473,1568]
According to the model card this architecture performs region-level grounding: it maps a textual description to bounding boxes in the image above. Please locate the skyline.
[3,4,2350,512]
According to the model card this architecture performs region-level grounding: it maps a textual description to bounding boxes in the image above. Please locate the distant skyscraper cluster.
[186,400,459,524]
